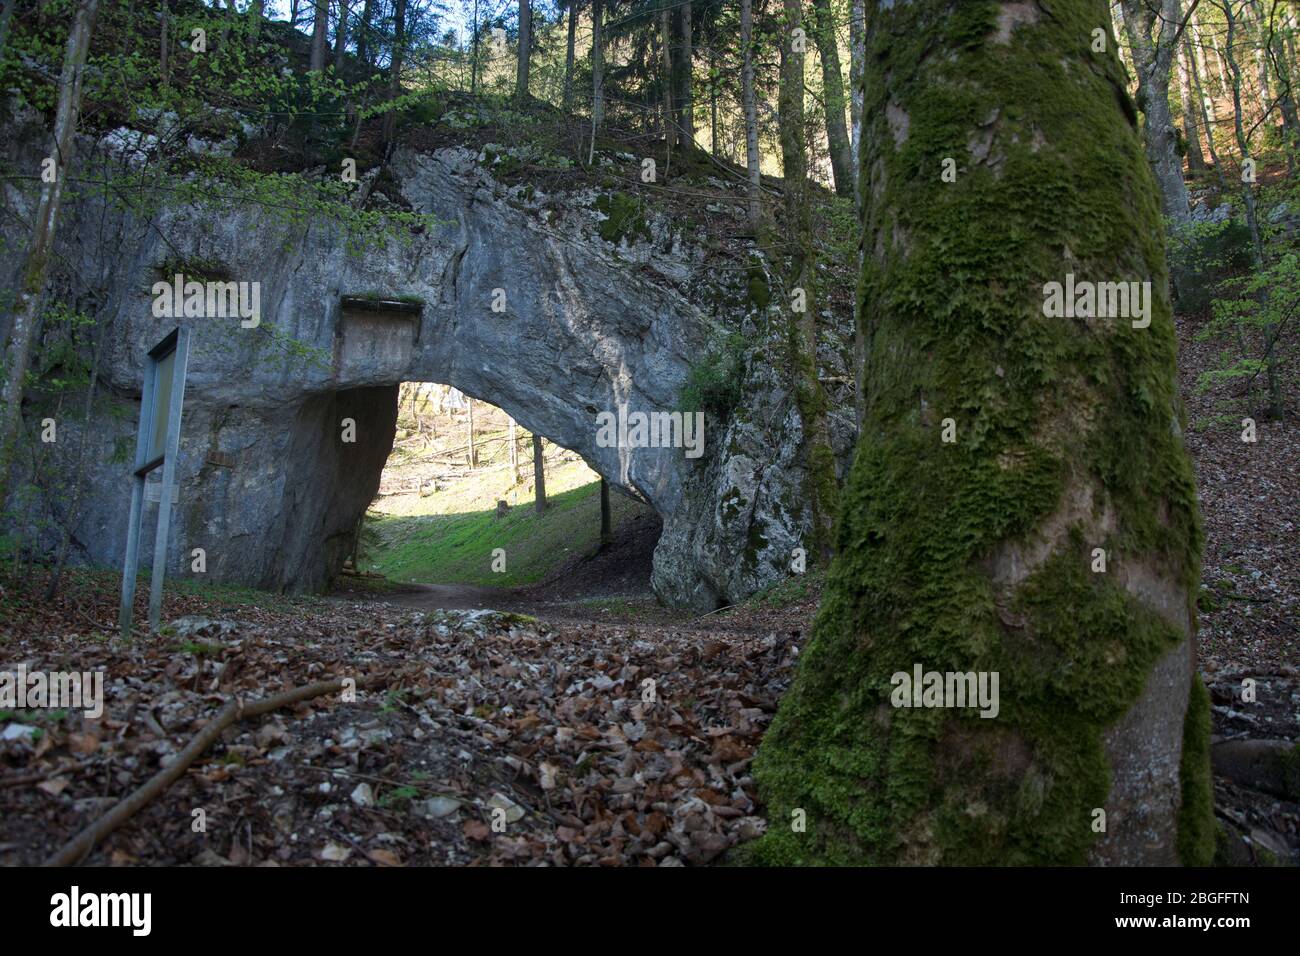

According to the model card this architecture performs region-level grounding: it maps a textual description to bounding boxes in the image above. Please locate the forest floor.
[0,314,1295,866]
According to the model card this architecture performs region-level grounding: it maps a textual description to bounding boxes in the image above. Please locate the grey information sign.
[119,327,190,637]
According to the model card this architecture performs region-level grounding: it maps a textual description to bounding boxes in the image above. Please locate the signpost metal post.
[119,327,190,637]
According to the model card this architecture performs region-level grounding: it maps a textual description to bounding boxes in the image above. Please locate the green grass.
[364,478,646,586]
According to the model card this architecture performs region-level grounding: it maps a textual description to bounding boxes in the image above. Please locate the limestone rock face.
[1,128,856,607]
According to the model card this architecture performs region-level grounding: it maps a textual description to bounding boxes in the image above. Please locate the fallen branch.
[43,676,382,866]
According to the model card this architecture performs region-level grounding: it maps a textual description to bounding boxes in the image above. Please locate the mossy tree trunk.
[677,2,694,148]
[750,0,1211,866]
[778,0,839,564]
[741,0,762,226]
[590,0,604,161]
[0,0,99,507]
[562,0,578,111]
[516,0,532,101]
[810,0,854,197]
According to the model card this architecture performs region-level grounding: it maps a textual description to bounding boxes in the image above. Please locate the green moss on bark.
[1177,678,1215,866]
[748,0,1203,866]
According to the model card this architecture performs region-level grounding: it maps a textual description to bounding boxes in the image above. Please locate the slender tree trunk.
[1224,2,1284,419]
[160,0,170,84]
[532,435,546,514]
[310,0,328,71]
[0,0,100,505]
[249,0,262,46]
[356,0,371,65]
[851,0,867,426]
[709,42,719,157]
[660,6,674,152]
[850,0,865,193]
[509,418,519,481]
[0,0,17,61]
[334,0,349,72]
[516,0,532,100]
[678,2,694,148]
[562,0,578,110]
[741,0,761,225]
[750,0,1210,868]
[1119,0,1191,221]
[1189,30,1228,188]
[810,0,853,196]
[599,478,612,545]
[1256,0,1300,167]
[1225,3,1266,264]
[1210,28,1231,90]
[590,0,604,161]
[1178,39,1208,173]
[470,0,480,95]
[466,398,475,467]
[779,0,838,563]
[383,0,406,146]
[1248,0,1273,112]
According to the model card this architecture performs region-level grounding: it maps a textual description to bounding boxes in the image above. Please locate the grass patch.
[364,477,647,586]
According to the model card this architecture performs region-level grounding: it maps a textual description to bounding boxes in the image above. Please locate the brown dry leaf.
[35,777,69,796]
[67,733,99,755]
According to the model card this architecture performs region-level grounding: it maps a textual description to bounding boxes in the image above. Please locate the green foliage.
[679,332,747,418]
[1167,217,1254,313]
[1197,249,1297,410]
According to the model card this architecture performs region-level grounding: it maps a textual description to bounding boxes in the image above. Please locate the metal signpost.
[119,327,190,637]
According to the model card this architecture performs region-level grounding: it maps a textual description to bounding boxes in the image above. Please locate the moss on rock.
[595,192,651,245]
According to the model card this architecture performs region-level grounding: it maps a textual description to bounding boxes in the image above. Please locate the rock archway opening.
[339,382,662,607]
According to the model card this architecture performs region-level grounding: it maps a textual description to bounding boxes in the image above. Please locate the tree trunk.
[516,0,531,101]
[600,478,612,545]
[334,0,349,72]
[562,0,578,110]
[466,398,475,467]
[660,6,674,152]
[1118,0,1191,221]
[160,0,169,84]
[590,0,604,161]
[249,0,262,45]
[1188,30,1227,189]
[1255,0,1300,166]
[810,0,853,197]
[749,0,1210,867]
[779,0,839,563]
[1177,38,1208,174]
[709,43,719,157]
[0,0,100,503]
[382,0,406,146]
[1248,0,1273,114]
[850,0,865,193]
[678,2,694,148]
[470,0,480,94]
[1224,2,1284,420]
[509,418,519,481]
[0,0,17,61]
[356,0,370,65]
[741,0,761,225]
[310,0,328,71]
[532,435,546,514]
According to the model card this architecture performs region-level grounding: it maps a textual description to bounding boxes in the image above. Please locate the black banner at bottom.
[0,864,1282,941]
